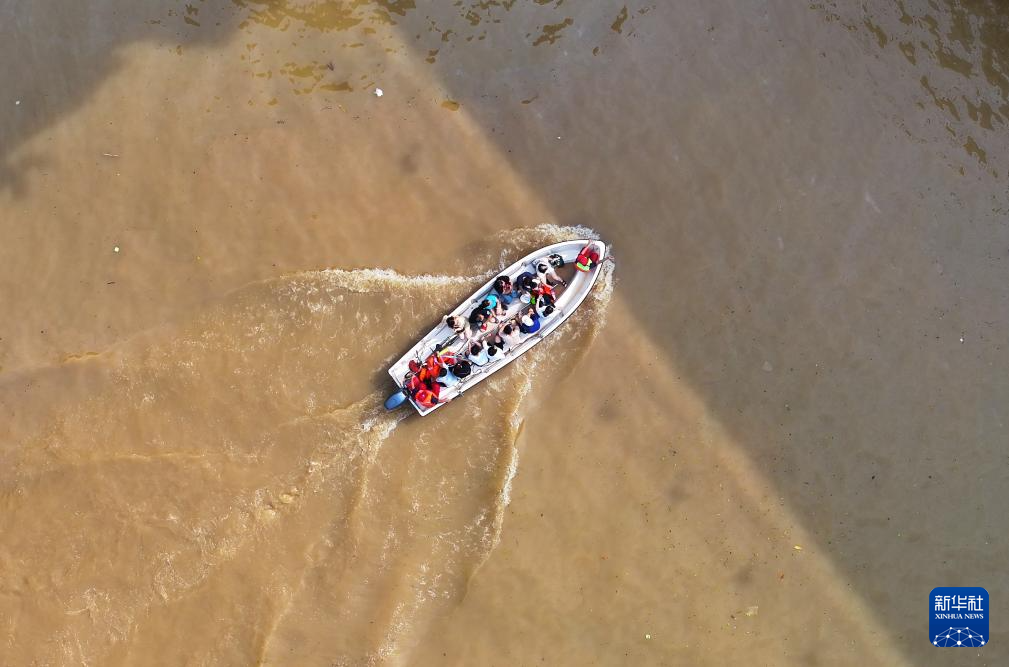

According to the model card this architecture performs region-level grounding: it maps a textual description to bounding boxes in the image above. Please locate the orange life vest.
[414,388,438,408]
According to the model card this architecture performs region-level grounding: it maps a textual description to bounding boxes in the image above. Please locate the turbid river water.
[1,1,1008,665]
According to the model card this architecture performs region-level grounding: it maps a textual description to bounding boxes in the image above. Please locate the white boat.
[384,239,607,415]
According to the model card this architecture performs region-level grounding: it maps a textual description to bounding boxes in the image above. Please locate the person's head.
[470,343,482,356]
[447,316,461,330]
[438,367,447,378]
[503,324,513,335]
[536,262,548,275]
[452,360,472,378]
[480,299,492,310]
[543,305,555,317]
[488,345,499,357]
[521,314,534,327]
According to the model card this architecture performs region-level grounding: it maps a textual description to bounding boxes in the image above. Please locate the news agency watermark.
[930,587,989,647]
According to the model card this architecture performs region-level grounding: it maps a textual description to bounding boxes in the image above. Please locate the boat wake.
[0,225,613,665]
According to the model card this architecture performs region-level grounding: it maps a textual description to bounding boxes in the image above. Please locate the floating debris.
[374,87,384,97]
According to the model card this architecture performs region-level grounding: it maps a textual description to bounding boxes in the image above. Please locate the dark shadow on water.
[0,0,236,194]
[344,0,1009,664]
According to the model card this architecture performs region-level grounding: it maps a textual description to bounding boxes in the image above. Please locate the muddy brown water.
[1,1,1008,665]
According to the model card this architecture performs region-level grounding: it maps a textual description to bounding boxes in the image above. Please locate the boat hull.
[387,239,607,415]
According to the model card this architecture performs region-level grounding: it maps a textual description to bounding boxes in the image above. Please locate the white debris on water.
[374,88,384,97]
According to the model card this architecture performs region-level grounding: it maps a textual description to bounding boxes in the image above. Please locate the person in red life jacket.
[537,280,556,303]
[413,385,439,409]
[575,244,600,272]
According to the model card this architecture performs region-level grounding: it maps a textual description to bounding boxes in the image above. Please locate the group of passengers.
[405,254,568,409]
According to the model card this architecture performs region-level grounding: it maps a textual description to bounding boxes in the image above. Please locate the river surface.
[2,1,1008,665]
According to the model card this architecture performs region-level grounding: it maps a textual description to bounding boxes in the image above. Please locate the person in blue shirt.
[518,307,541,334]
[468,342,490,367]
[492,275,515,305]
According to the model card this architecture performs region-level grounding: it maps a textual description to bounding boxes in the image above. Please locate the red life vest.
[406,375,424,393]
[414,388,438,409]
[575,245,600,272]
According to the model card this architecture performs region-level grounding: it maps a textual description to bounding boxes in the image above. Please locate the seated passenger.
[451,360,472,379]
[536,259,567,287]
[482,294,506,317]
[496,322,522,349]
[468,306,496,336]
[444,315,470,341]
[519,307,541,334]
[516,271,538,293]
[437,365,460,389]
[492,275,515,305]
[536,293,556,319]
[468,342,490,367]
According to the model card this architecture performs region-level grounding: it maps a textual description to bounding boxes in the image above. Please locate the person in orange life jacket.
[492,275,515,305]
[535,259,566,287]
[575,244,600,272]
[536,280,557,304]
[519,306,541,334]
[413,384,439,408]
